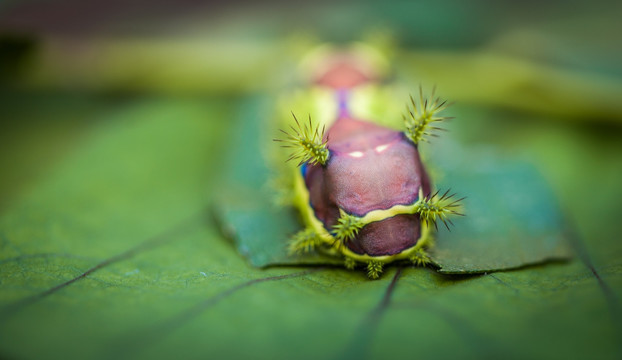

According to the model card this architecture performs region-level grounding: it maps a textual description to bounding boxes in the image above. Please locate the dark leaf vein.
[0,213,204,318]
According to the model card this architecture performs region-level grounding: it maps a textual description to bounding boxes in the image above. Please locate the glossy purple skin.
[305,116,431,256]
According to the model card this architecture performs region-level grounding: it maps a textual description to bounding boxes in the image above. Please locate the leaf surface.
[0,95,620,360]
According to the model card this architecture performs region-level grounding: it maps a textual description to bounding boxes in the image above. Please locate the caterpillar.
[274,43,463,279]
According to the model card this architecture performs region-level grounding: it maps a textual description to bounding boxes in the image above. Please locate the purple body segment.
[348,214,422,255]
[304,116,431,256]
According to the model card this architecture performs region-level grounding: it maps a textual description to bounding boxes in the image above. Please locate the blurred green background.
[1,1,621,359]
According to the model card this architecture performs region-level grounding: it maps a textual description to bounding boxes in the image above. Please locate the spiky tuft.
[288,228,321,255]
[331,209,364,246]
[275,113,330,166]
[403,86,452,144]
[409,248,431,266]
[367,261,384,279]
[415,188,464,230]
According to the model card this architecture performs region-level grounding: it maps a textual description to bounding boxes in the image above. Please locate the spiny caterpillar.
[275,44,463,279]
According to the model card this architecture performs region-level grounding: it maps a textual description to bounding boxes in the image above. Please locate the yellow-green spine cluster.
[274,113,329,166]
[403,86,452,145]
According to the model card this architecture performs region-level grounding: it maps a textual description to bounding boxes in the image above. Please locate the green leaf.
[1,94,620,360]
[426,141,573,273]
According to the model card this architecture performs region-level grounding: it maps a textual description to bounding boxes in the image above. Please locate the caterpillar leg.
[409,248,431,267]
[288,228,322,255]
[366,260,384,279]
